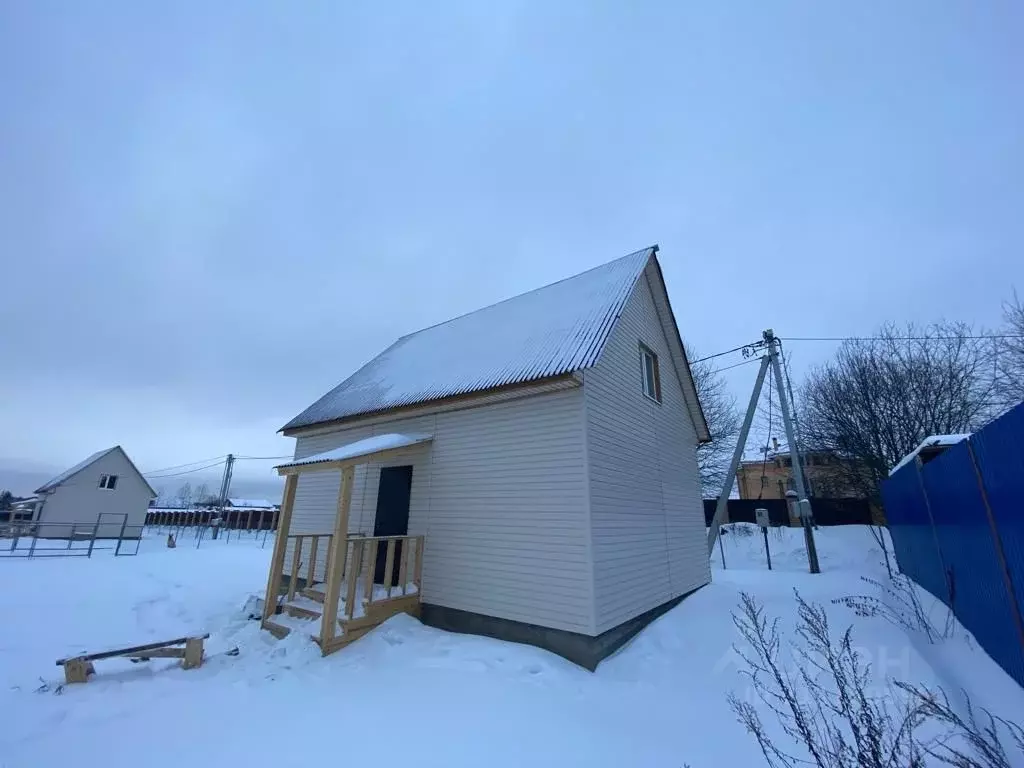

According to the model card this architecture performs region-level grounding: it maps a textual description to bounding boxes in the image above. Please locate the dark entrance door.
[373,465,413,584]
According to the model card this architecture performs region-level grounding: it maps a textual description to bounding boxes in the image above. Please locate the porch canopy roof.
[275,433,433,476]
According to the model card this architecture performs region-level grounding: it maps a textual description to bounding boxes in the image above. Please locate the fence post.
[87,517,101,558]
[115,514,128,556]
[967,440,1024,658]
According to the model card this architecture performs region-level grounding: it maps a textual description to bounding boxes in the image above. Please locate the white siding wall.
[584,271,711,634]
[284,389,594,633]
[38,450,153,537]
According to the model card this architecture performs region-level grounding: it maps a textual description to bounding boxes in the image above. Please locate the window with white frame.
[98,474,118,490]
[639,343,662,402]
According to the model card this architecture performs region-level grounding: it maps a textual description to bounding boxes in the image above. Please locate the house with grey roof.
[265,246,711,668]
[34,446,156,538]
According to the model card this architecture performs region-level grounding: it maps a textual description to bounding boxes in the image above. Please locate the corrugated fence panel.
[881,465,948,603]
[882,400,1024,689]
[970,401,1024,686]
[922,440,1024,685]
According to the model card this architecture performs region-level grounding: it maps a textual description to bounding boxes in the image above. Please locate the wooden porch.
[260,434,431,655]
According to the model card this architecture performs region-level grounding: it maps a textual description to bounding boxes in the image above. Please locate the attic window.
[99,474,118,490]
[639,343,662,403]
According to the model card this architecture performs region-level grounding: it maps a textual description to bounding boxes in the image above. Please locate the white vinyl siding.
[584,269,710,634]
[283,388,594,634]
[36,449,152,538]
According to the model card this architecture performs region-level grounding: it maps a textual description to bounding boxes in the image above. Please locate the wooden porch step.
[282,600,323,620]
[339,594,421,631]
[262,617,292,639]
[301,585,326,603]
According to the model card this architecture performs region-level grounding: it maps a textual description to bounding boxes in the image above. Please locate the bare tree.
[194,482,214,506]
[175,482,194,509]
[993,291,1024,417]
[799,322,994,504]
[690,349,742,495]
[0,490,12,511]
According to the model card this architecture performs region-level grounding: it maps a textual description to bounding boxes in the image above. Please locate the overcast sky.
[1,2,1021,494]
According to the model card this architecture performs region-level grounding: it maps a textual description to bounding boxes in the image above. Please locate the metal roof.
[276,433,434,470]
[35,446,159,497]
[283,247,656,431]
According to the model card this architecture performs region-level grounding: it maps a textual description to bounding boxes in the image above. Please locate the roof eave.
[279,372,582,437]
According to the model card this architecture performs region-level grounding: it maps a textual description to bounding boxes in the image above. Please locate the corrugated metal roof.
[35,447,118,493]
[35,446,158,497]
[276,433,433,469]
[283,247,656,431]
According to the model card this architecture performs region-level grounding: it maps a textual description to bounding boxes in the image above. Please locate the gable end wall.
[38,450,153,537]
[584,272,711,634]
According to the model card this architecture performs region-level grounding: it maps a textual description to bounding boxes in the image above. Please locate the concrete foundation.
[421,586,703,670]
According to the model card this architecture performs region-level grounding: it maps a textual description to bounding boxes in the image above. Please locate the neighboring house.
[34,446,156,538]
[267,246,712,669]
[736,449,868,500]
[226,498,276,510]
[890,434,971,476]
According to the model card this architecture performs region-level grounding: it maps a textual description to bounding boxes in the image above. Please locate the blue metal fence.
[881,401,1024,688]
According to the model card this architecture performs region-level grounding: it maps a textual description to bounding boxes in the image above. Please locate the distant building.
[736,449,866,500]
[226,498,276,510]
[33,446,156,537]
[889,434,970,476]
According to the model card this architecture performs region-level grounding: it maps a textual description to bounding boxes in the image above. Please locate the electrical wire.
[146,459,226,479]
[234,455,293,461]
[781,334,1023,342]
[691,332,1023,371]
[143,455,227,475]
[691,342,761,365]
[709,357,763,376]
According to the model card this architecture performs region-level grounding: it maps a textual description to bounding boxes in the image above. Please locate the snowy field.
[2,527,1023,767]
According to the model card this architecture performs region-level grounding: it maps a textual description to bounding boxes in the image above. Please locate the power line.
[691,342,761,365]
[710,357,763,376]
[146,459,226,479]
[781,334,1023,342]
[143,455,226,476]
[234,455,292,461]
[692,332,1024,370]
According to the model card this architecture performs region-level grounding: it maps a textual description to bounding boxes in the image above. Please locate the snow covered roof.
[890,434,971,476]
[227,498,276,509]
[283,247,661,432]
[276,433,433,471]
[35,446,158,497]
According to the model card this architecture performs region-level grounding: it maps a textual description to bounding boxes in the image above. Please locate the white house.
[267,246,711,668]
[34,446,156,538]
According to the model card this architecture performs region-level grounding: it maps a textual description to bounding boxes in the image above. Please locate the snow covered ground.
[1,527,1022,767]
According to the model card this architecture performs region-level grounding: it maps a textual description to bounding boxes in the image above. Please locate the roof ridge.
[395,245,657,342]
[281,245,660,432]
[34,446,119,493]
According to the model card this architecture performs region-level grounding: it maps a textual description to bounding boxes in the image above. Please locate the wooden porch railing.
[283,533,334,601]
[314,533,424,650]
[340,534,425,617]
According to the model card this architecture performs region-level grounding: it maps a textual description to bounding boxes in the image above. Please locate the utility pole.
[706,329,821,574]
[764,330,820,573]
[217,454,235,509]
